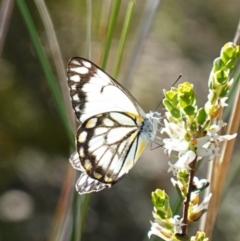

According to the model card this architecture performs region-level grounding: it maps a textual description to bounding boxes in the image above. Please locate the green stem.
[113,0,134,78]
[101,0,121,69]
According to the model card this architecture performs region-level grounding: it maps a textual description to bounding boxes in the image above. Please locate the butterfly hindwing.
[76,112,145,184]
[67,57,145,124]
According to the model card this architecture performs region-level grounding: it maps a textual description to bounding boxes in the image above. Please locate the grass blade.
[122,0,161,90]
[16,0,74,146]
[100,0,121,69]
[113,0,135,79]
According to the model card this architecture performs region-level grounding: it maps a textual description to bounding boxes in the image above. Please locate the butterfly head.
[148,111,161,122]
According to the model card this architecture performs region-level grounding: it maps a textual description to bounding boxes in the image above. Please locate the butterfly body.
[67,57,160,194]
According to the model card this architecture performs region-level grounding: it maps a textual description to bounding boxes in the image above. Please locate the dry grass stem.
[203,82,240,239]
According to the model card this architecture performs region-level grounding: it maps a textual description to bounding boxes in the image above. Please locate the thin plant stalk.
[0,0,14,56]
[86,0,92,59]
[199,27,240,237]
[122,0,161,90]
[202,82,240,239]
[71,1,93,240]
[48,166,76,241]
[113,0,135,79]
[97,0,111,61]
[233,19,240,45]
[100,0,121,69]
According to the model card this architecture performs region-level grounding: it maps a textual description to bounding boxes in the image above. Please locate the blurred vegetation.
[0,1,239,241]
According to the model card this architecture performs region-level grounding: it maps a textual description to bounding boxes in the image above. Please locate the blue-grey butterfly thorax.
[142,112,160,142]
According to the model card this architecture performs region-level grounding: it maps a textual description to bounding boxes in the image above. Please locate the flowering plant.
[148,42,239,241]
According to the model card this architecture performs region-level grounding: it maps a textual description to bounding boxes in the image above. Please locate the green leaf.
[202,119,211,130]
[226,58,237,70]
[170,108,181,118]
[101,0,122,69]
[175,184,184,201]
[213,57,225,71]
[113,0,135,78]
[165,90,178,103]
[156,210,168,220]
[221,42,237,60]
[196,108,207,125]
[183,105,196,116]
[214,70,228,84]
[163,99,174,112]
[190,121,197,131]
[219,84,230,97]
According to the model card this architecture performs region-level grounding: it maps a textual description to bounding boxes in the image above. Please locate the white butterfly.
[67,57,160,194]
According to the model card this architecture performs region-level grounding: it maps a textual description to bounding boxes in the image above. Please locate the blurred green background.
[0,0,239,241]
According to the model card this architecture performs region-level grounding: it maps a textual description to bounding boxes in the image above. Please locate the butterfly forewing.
[67,57,145,124]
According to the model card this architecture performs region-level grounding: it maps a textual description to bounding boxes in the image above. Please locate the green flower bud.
[190,231,209,241]
[151,189,172,219]
[221,42,239,62]
[178,82,195,106]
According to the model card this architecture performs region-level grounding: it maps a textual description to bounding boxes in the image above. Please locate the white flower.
[148,221,173,241]
[168,162,178,176]
[193,177,209,191]
[163,138,189,155]
[207,121,237,143]
[170,178,178,186]
[219,97,228,107]
[207,129,220,142]
[161,117,237,162]
[170,215,185,234]
[196,125,237,160]
[161,119,186,139]
[196,143,220,160]
[215,133,237,142]
[210,120,225,132]
[168,151,196,175]
[196,136,211,147]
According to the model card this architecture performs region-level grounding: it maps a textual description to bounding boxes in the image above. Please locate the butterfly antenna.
[154,74,182,112]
